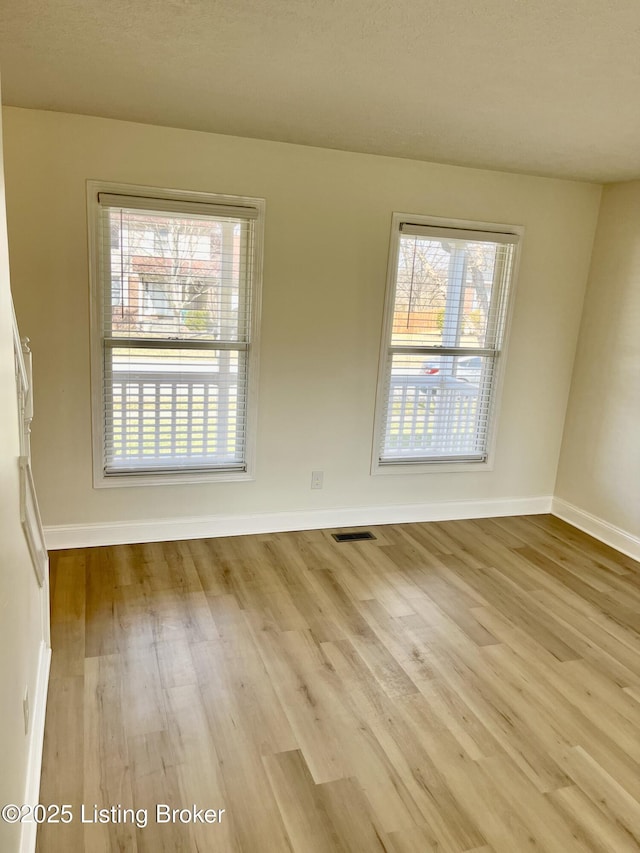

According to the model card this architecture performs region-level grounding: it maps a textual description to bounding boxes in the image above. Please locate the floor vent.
[332,531,376,542]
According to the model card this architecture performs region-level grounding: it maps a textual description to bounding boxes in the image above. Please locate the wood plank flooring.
[37,515,640,852]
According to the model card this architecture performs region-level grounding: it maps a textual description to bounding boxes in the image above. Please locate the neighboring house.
[110,212,241,339]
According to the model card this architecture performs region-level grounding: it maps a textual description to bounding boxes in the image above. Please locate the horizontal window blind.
[97,193,259,475]
[379,222,518,464]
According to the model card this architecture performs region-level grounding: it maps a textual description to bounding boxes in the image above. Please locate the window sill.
[93,468,255,489]
[371,458,494,476]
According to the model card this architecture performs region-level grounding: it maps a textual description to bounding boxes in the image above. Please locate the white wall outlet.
[23,687,30,735]
[311,470,323,489]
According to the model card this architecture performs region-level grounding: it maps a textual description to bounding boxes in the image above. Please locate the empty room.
[1,1,640,851]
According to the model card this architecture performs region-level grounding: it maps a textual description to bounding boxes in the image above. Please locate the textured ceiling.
[1,0,640,182]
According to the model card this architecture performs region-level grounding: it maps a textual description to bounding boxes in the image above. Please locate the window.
[88,183,264,485]
[374,214,520,469]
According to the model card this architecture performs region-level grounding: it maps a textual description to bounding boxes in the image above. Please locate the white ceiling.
[2,0,640,183]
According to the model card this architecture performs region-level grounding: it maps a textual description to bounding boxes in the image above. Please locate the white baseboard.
[44,495,553,550]
[551,497,640,563]
[20,640,51,853]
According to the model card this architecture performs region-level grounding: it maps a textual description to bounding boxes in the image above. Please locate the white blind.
[379,224,518,463]
[98,195,258,475]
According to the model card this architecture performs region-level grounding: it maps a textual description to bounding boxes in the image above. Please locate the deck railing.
[384,375,480,458]
[107,369,243,469]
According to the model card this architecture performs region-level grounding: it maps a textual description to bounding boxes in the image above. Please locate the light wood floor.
[37,514,640,852]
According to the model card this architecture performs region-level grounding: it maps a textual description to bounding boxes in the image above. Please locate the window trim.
[87,180,264,488]
[371,212,523,476]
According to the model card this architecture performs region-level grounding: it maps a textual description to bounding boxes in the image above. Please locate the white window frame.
[371,212,522,476]
[87,181,264,488]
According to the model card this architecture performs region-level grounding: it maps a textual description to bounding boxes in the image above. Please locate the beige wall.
[2,107,601,532]
[0,96,46,853]
[556,182,640,538]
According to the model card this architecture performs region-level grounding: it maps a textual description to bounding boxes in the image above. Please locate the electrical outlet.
[23,687,29,735]
[311,470,323,490]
